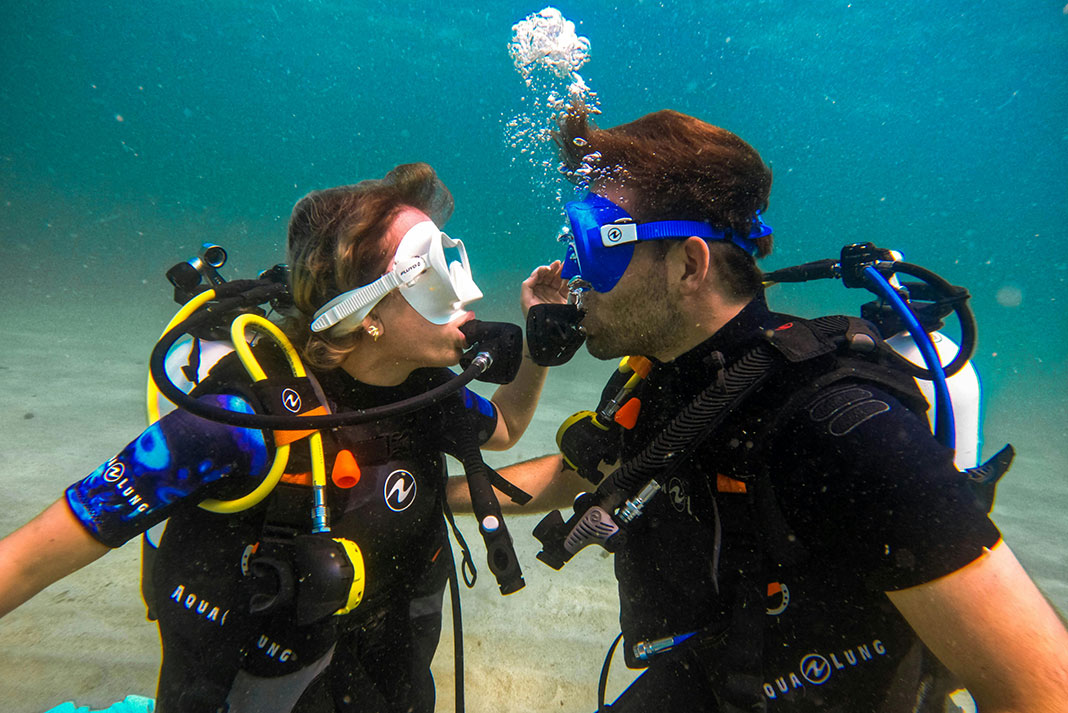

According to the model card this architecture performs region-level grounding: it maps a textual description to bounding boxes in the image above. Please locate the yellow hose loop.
[146,288,218,425]
[198,443,291,514]
[194,313,326,512]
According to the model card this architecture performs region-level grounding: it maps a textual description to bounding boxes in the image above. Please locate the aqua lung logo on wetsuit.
[168,584,230,627]
[384,469,417,512]
[281,388,302,413]
[101,457,150,514]
[255,634,295,663]
[666,477,692,515]
[763,639,888,700]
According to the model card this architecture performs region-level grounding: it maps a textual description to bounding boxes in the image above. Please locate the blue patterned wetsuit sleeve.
[459,386,498,444]
[65,394,269,548]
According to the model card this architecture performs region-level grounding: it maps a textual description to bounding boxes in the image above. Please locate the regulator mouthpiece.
[459,320,523,384]
[526,303,587,366]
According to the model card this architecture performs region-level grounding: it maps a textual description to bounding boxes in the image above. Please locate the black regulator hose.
[878,260,976,380]
[764,251,977,380]
[149,289,493,430]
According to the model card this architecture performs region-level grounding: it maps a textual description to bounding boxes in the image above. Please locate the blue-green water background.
[0,2,1065,707]
[3,0,1066,384]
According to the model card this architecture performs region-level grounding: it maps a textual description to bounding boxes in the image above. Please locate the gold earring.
[366,324,382,342]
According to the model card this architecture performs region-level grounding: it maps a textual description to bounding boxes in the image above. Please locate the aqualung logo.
[281,388,302,413]
[605,227,624,243]
[800,654,832,684]
[666,477,692,514]
[384,469,417,512]
[103,461,125,482]
[100,457,150,514]
[763,639,887,701]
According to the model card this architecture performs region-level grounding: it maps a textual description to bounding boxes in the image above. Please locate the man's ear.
[675,237,711,294]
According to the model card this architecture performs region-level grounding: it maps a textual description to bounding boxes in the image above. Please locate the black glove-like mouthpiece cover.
[460,320,523,384]
[526,303,586,366]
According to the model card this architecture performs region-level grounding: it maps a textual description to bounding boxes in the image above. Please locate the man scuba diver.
[477,106,1068,711]
[0,163,565,712]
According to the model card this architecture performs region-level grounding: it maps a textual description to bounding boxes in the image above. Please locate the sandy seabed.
[1,289,1064,713]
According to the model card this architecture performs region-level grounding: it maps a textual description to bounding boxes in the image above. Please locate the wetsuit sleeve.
[65,394,269,548]
[772,383,1001,592]
[458,386,499,445]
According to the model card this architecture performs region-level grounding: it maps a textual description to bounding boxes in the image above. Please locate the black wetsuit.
[599,297,999,712]
[67,352,498,713]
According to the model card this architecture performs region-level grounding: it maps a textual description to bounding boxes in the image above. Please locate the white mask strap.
[310,255,428,333]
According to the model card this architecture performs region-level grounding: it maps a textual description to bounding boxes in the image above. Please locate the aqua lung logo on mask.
[600,223,637,246]
[281,388,302,413]
[763,640,888,700]
[384,469,417,512]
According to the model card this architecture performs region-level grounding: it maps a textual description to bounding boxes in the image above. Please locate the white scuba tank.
[154,337,238,418]
[146,337,237,548]
[885,331,981,470]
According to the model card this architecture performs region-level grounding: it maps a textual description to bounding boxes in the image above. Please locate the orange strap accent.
[767,581,782,596]
[272,405,330,446]
[716,473,748,493]
[626,355,653,378]
[614,398,641,430]
[281,471,313,487]
[331,449,361,489]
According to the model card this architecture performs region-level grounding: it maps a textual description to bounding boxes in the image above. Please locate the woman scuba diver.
[0,163,565,712]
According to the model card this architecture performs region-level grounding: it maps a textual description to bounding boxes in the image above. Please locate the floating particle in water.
[995,285,1023,308]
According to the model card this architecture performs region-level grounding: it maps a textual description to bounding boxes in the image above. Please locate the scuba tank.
[886,331,980,470]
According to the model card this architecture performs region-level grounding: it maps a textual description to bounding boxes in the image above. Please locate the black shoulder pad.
[763,319,837,362]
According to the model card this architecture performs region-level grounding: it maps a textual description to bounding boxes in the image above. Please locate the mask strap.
[310,256,428,333]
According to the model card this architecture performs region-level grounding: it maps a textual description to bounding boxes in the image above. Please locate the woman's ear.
[361,313,384,342]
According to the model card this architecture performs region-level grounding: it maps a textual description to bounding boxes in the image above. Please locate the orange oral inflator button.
[332,449,361,489]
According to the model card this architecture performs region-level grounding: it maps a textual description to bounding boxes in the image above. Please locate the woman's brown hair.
[286,162,453,369]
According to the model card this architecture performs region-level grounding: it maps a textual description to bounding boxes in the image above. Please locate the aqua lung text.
[763,639,887,700]
[168,584,231,627]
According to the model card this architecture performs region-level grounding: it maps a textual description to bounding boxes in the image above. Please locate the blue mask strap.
[629,212,772,256]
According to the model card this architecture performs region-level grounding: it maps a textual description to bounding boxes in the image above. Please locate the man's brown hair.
[556,105,773,298]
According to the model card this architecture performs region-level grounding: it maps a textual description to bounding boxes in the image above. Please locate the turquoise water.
[0,1,1065,708]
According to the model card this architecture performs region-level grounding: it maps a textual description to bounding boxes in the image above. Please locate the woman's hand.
[520,260,568,317]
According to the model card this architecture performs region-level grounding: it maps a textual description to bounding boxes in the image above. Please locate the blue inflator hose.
[862,266,955,448]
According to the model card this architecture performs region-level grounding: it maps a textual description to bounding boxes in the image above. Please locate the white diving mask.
[310,220,483,334]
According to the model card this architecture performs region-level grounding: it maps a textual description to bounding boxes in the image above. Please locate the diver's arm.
[886,539,1068,712]
[0,498,109,618]
[484,350,549,450]
[446,453,591,513]
[483,261,567,451]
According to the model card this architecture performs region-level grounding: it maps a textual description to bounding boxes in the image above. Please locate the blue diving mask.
[560,193,773,293]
